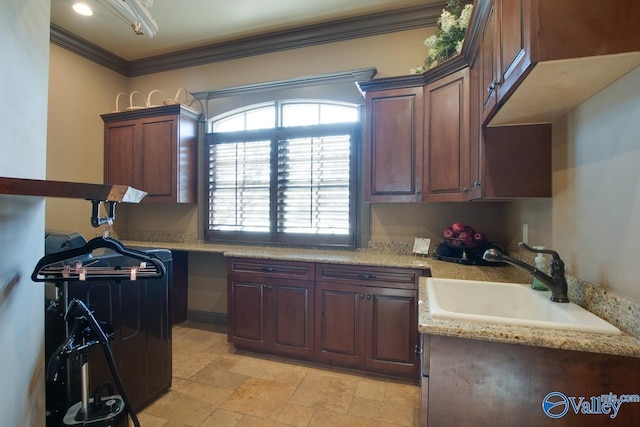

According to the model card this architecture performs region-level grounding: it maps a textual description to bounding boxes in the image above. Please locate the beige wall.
[46,45,128,238]
[0,0,50,425]
[507,66,640,300]
[553,66,640,300]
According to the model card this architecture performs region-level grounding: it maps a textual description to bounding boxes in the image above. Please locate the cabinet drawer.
[315,263,423,289]
[228,258,315,280]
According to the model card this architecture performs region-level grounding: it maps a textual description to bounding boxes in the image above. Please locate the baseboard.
[186,310,228,326]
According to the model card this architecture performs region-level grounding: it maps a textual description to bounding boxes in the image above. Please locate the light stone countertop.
[123,239,640,358]
[420,259,640,358]
[122,240,432,269]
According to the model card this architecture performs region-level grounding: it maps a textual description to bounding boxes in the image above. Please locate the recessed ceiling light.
[72,3,94,16]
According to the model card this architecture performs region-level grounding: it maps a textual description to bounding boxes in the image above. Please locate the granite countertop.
[123,238,640,358]
[122,239,431,270]
[420,260,640,358]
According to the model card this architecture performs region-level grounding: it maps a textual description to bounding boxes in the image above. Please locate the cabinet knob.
[414,345,422,355]
[416,190,422,196]
[473,181,481,188]
[359,293,365,299]
[366,294,372,300]
[462,187,468,193]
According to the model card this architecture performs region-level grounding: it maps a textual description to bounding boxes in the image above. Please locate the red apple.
[443,227,455,239]
[464,225,475,235]
[473,232,487,242]
[457,231,474,247]
[451,222,465,236]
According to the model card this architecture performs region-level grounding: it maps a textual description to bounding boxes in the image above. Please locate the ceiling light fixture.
[96,0,158,38]
[72,3,94,16]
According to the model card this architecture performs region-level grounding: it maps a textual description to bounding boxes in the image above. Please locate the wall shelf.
[0,177,146,203]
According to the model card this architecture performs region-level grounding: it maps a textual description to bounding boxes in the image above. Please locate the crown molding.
[50,23,128,75]
[50,2,444,77]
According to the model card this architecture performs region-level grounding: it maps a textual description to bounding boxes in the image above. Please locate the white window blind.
[208,140,271,232]
[277,135,351,235]
[205,101,358,248]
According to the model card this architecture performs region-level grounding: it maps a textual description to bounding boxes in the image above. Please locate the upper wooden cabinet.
[487,0,640,125]
[423,68,470,202]
[101,104,200,203]
[364,87,423,202]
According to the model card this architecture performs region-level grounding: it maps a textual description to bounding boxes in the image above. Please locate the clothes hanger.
[31,236,166,283]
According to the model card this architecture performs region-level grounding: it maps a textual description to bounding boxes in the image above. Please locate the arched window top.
[210,100,358,132]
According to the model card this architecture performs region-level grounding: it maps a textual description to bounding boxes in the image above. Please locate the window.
[205,101,358,248]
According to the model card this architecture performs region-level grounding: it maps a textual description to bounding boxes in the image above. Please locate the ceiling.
[50,0,442,62]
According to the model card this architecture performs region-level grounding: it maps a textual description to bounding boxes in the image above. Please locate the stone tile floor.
[136,322,420,426]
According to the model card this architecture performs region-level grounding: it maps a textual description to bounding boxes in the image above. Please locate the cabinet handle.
[366,294,372,300]
[357,274,376,280]
[472,181,481,188]
[414,345,422,355]
[487,80,500,93]
[359,293,365,299]
[260,267,277,273]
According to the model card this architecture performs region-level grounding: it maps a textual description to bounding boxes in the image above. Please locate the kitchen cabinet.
[364,86,423,202]
[423,68,470,202]
[420,334,640,426]
[487,0,640,126]
[227,258,315,359]
[226,258,426,379]
[315,264,423,378]
[101,104,200,203]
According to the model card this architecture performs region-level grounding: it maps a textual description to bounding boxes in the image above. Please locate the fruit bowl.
[443,236,481,250]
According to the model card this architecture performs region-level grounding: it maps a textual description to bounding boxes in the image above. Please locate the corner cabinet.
[364,87,423,202]
[101,104,200,203]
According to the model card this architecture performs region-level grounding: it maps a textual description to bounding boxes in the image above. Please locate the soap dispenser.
[531,246,548,291]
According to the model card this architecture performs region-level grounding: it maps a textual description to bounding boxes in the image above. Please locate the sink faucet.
[483,242,570,303]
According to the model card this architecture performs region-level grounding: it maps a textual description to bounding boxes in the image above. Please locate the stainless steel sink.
[426,278,621,335]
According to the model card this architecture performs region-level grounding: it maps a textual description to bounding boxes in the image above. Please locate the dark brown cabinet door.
[269,280,314,358]
[104,121,137,188]
[364,87,424,202]
[423,68,470,202]
[139,116,177,201]
[496,0,530,102]
[365,287,420,378]
[479,1,498,122]
[314,282,366,368]
[228,278,267,351]
[315,280,420,379]
[228,272,314,358]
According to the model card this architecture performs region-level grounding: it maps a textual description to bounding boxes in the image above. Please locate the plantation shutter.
[208,140,271,232]
[277,134,351,235]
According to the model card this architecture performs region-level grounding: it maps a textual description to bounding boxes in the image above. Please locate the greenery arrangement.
[410,0,473,74]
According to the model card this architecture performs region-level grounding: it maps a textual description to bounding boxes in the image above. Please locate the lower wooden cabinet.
[421,335,640,426]
[227,259,315,359]
[227,258,425,379]
[315,282,420,378]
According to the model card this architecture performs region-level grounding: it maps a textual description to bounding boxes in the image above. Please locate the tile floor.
[136,322,421,427]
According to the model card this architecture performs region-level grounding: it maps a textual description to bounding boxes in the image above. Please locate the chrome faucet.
[483,242,570,303]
